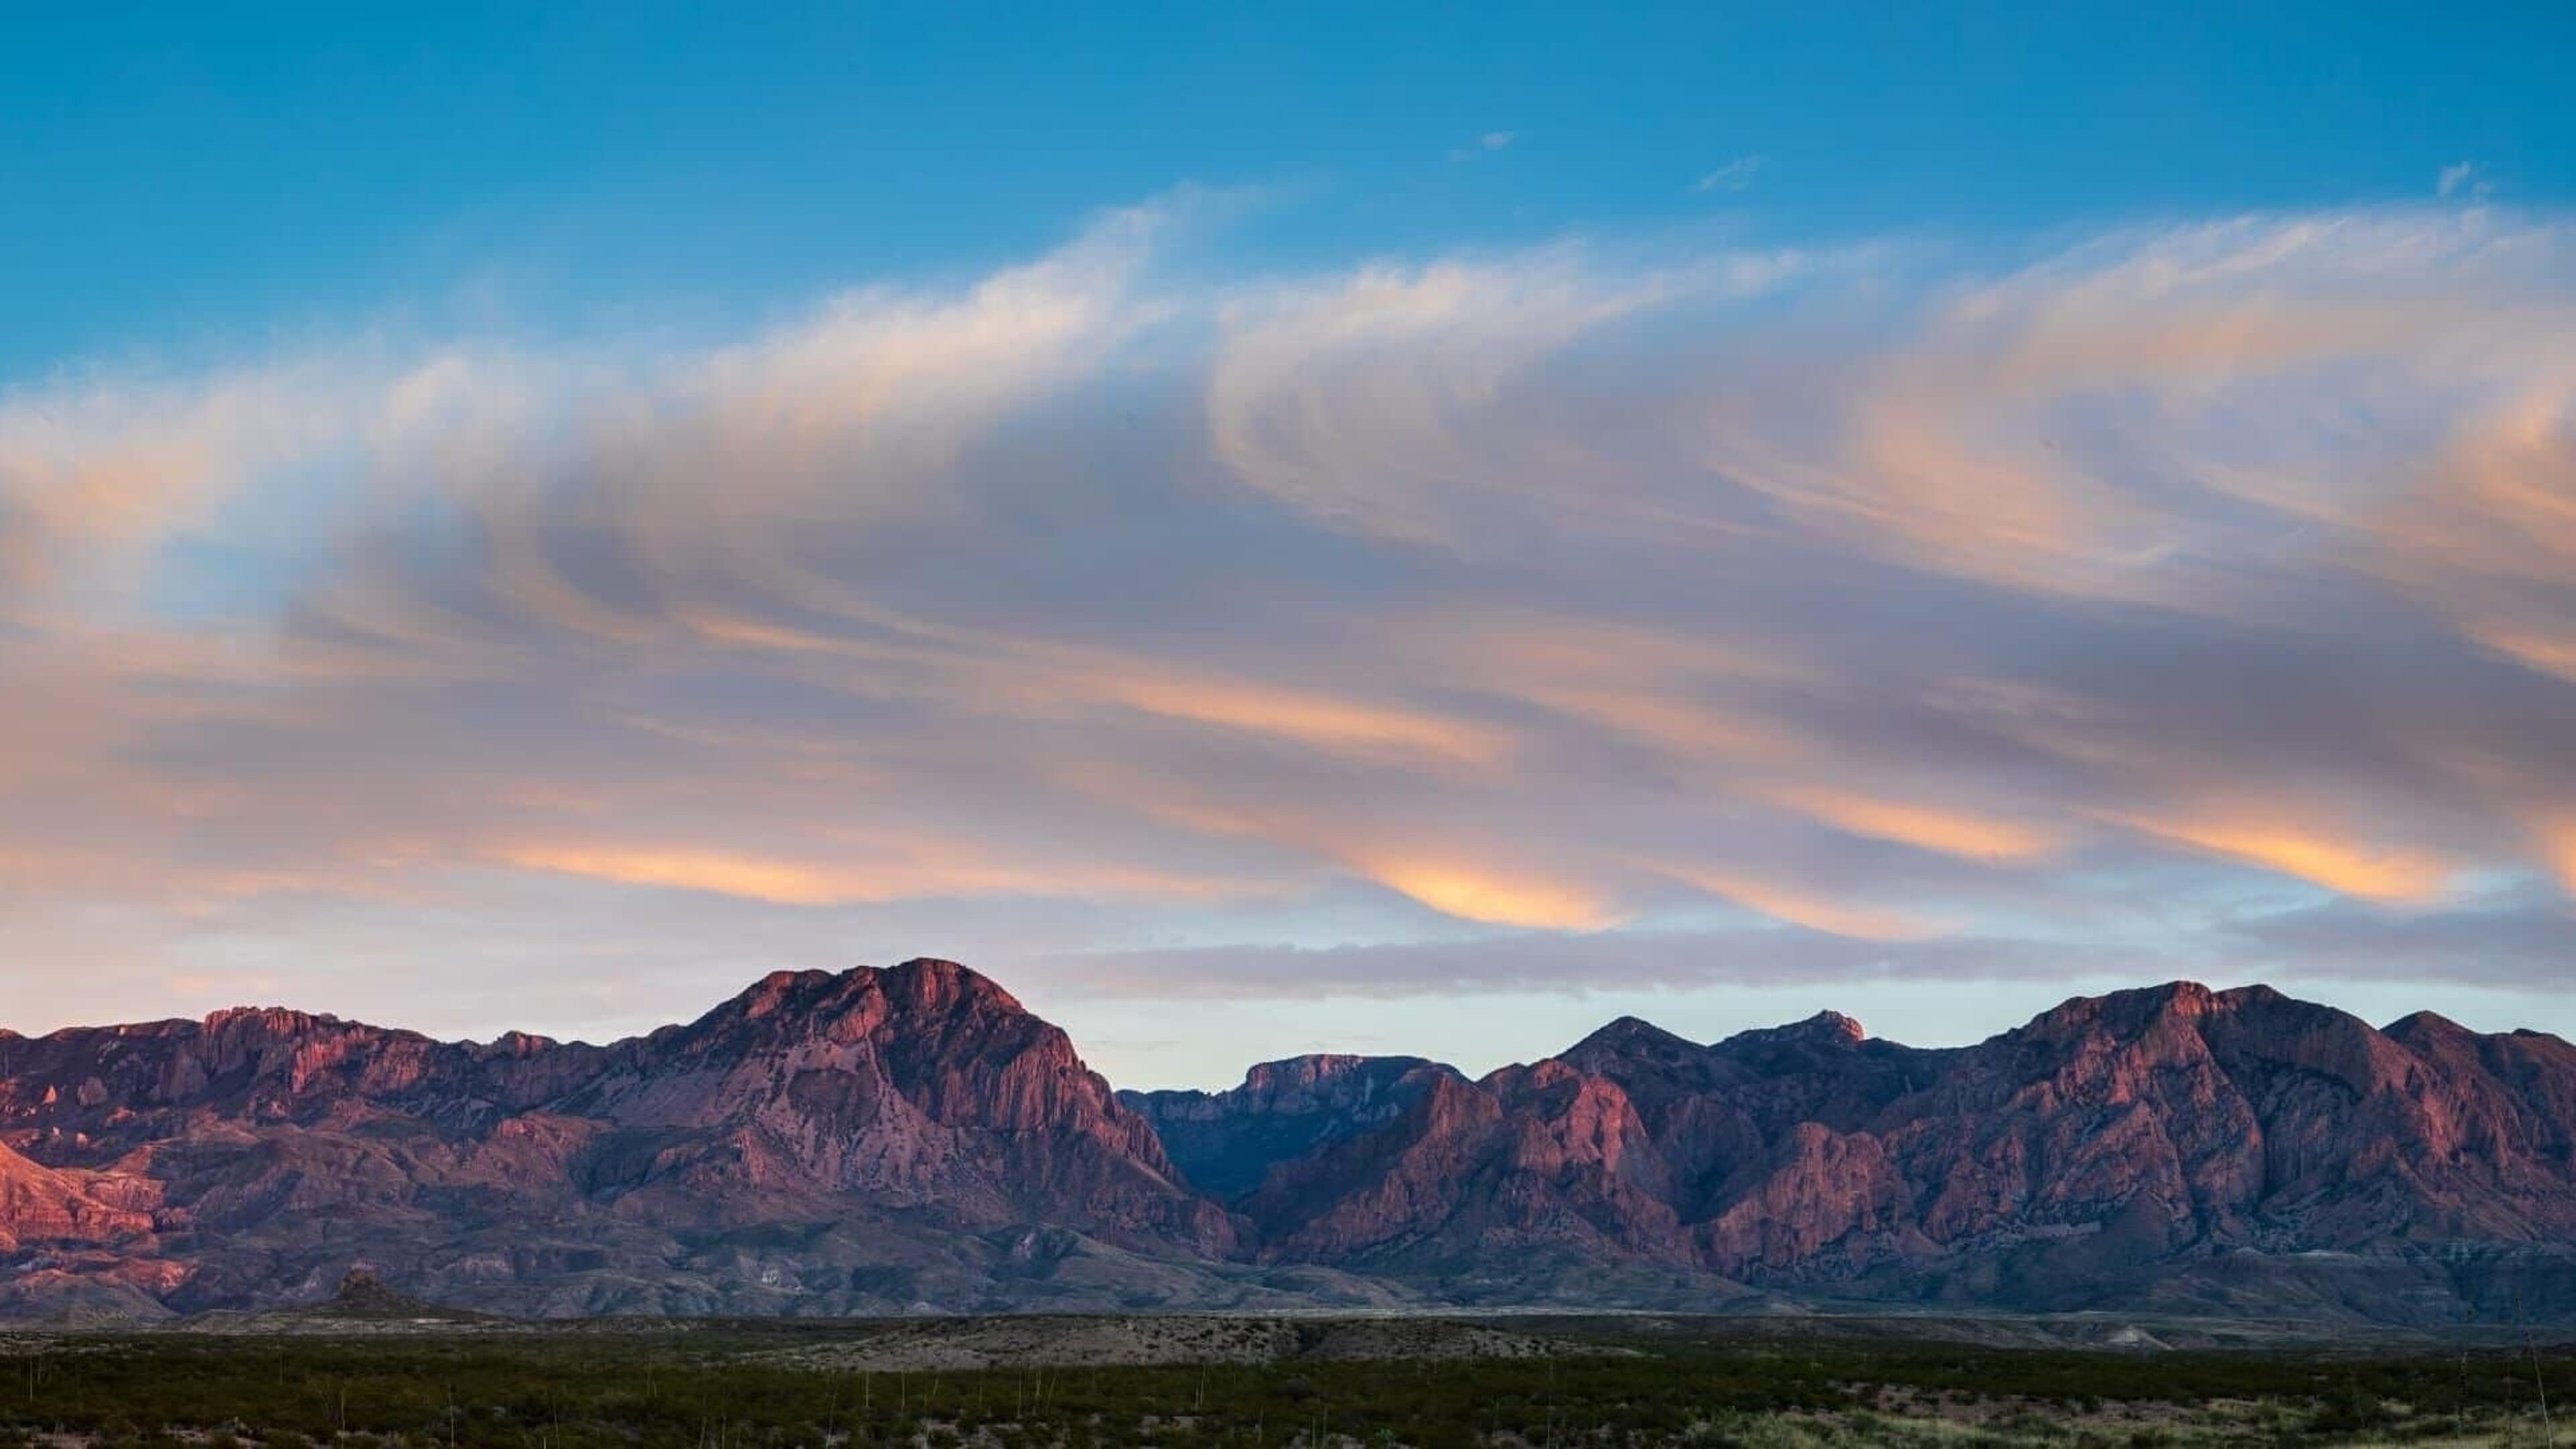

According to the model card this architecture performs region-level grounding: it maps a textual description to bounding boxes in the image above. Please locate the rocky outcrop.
[0,1139,156,1251]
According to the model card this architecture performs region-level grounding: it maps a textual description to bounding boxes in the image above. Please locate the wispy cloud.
[7,197,2576,1055]
[1449,130,1521,161]
[1035,928,2167,1002]
[2436,161,2491,201]
[1692,154,1766,193]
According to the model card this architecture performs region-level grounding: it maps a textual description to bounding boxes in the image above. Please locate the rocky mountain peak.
[879,957,1023,1012]
[1244,1053,1373,1086]
[2382,1008,2471,1042]
[201,1004,343,1033]
[1565,1014,1701,1063]
[732,969,839,1017]
[478,1030,561,1057]
[673,958,1028,1052]
[1796,1009,1866,1042]
[1232,1054,1440,1102]
[1716,1008,1869,1053]
[2012,979,2227,1041]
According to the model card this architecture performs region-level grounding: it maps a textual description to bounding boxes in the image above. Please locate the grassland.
[0,1315,2570,1447]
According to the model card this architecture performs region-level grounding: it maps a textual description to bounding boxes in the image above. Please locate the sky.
[4,5,2575,1087]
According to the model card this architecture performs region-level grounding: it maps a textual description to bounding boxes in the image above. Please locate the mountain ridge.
[6,963,2575,1325]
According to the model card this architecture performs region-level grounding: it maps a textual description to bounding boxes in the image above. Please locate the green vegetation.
[0,1320,2569,1447]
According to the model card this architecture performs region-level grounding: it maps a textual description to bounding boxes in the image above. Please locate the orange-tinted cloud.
[1768,786,2061,862]
[1344,852,1624,930]
[498,846,900,906]
[2117,814,2455,904]
[2529,814,2576,895]
[1104,673,1512,767]
[1659,863,1931,941]
[495,839,1245,908]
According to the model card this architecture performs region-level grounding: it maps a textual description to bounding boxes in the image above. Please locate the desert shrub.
[0,1322,2563,1449]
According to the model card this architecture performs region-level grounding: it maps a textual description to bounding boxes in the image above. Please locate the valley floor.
[2,1314,2572,1446]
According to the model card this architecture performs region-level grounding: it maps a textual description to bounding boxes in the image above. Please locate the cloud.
[2438,162,2491,202]
[1203,246,1813,546]
[2113,812,2456,904]
[1692,155,1766,193]
[2225,890,2576,991]
[1657,863,1933,941]
[1764,786,2061,863]
[7,198,2576,1053]
[1342,852,1623,931]
[492,838,1240,908]
[1099,672,1511,769]
[1033,928,2165,1003]
[1451,131,1520,160]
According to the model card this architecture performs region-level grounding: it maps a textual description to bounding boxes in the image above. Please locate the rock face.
[0,960,1238,1318]
[7,968,2576,1324]
[1130,983,2576,1322]
[1123,1055,1456,1202]
[0,1140,156,1252]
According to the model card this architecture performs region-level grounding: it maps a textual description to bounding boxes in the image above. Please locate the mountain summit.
[0,959,1231,1318]
[6,967,2575,1324]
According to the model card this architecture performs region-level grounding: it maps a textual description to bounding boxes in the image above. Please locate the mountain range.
[5,959,2574,1326]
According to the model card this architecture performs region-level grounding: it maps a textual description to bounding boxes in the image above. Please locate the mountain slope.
[0,960,1246,1317]
[1133,983,2576,1322]
[6,967,2575,1324]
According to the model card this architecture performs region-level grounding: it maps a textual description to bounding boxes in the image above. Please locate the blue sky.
[10,4,2569,375]
[5,7,2576,1085]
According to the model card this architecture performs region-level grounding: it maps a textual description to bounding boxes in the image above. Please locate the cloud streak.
[7,199,2576,1058]
[1693,155,1766,193]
